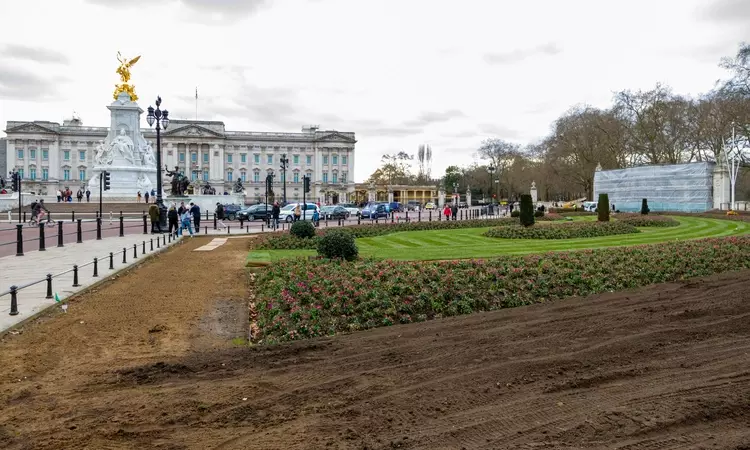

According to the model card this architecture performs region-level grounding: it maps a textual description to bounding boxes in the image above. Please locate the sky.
[0,0,748,182]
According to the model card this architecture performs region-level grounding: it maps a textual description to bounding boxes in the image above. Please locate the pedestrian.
[150,188,156,198]
[178,201,186,215]
[168,205,179,235]
[271,201,280,230]
[137,191,142,203]
[215,202,227,229]
[451,203,458,220]
[293,204,301,222]
[443,204,451,220]
[85,189,91,202]
[149,203,162,234]
[56,190,62,202]
[179,209,194,236]
[145,191,150,204]
[76,189,83,202]
[190,202,201,231]
[312,208,320,227]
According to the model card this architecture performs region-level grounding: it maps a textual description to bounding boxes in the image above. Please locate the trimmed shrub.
[597,193,610,222]
[290,220,316,239]
[534,210,545,218]
[484,221,639,239]
[519,194,535,227]
[641,198,650,215]
[510,210,520,218]
[616,214,679,227]
[317,230,358,261]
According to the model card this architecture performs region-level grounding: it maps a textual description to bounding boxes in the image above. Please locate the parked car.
[407,201,422,211]
[424,202,436,210]
[238,204,272,221]
[582,201,598,212]
[339,203,361,217]
[320,205,350,220]
[388,202,403,212]
[459,201,468,209]
[222,204,243,220]
[279,202,320,222]
[361,203,389,219]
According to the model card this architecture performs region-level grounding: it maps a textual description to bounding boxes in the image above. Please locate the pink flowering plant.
[615,213,679,227]
[251,236,750,343]
[484,221,640,239]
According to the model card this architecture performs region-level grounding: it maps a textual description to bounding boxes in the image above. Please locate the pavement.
[0,232,185,333]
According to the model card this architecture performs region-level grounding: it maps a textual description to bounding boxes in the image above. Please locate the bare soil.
[1,238,749,449]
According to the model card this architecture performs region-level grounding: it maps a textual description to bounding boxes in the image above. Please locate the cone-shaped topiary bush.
[520,194,535,227]
[641,198,650,215]
[597,193,610,222]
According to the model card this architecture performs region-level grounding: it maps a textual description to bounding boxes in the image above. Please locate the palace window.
[42,149,49,160]
[254,154,260,164]
[306,155,312,165]
[63,150,70,161]
[203,153,209,163]
[17,149,23,159]
[18,169,24,179]
[179,152,185,162]
[63,169,70,180]
[191,153,197,163]
[267,154,273,164]
[241,153,247,163]
[253,171,259,183]
[227,154,233,163]
[332,172,338,184]
[203,170,209,181]
[342,155,347,165]
[341,172,348,183]
[306,171,313,181]
[333,155,338,165]
[29,149,36,159]
[293,155,299,164]
[323,155,328,165]
[192,171,199,181]
[30,168,36,180]
[322,172,328,183]
[227,171,233,182]
[241,171,247,182]
[79,169,86,181]
[79,151,86,161]
[42,168,49,181]
[293,172,299,183]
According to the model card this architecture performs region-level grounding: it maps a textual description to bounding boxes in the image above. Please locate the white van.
[582,201,598,212]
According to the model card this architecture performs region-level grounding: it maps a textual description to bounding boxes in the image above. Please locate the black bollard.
[119,216,124,237]
[72,265,80,287]
[15,224,24,256]
[168,233,172,243]
[76,219,83,243]
[162,234,166,245]
[9,286,18,316]
[142,215,148,234]
[71,211,75,223]
[142,240,146,254]
[157,237,160,248]
[109,252,114,269]
[227,226,230,235]
[57,221,64,247]
[93,258,99,277]
[96,217,102,240]
[406,211,409,222]
[150,239,154,251]
[133,244,137,259]
[38,223,46,251]
[205,226,207,235]
[213,213,217,230]
[429,211,432,221]
[358,216,361,225]
[46,274,53,299]
[261,224,264,232]
[23,211,27,223]
[122,247,127,263]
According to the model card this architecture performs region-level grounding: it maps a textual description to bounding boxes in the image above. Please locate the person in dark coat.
[149,203,163,233]
[190,202,201,231]
[271,201,280,229]
[451,204,458,220]
[215,202,227,229]
[167,205,179,235]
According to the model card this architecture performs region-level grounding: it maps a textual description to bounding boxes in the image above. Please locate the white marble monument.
[87,92,159,197]
[530,181,538,203]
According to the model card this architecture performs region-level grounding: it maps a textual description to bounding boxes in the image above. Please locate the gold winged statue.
[113,52,141,101]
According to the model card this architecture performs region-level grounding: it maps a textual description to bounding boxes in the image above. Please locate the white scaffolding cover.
[593,162,714,212]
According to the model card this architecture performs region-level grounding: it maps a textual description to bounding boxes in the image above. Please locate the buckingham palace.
[2,116,357,204]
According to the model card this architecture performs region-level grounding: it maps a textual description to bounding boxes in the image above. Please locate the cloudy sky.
[0,0,747,181]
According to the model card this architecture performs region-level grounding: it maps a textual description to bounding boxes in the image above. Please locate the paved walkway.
[0,232,185,332]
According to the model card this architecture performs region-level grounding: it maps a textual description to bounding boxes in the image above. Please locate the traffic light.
[265,174,273,194]
[11,172,20,191]
[103,171,111,191]
[303,175,311,193]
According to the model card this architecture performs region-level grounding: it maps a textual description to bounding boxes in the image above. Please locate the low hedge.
[252,218,520,250]
[615,213,679,227]
[559,211,596,217]
[252,236,750,343]
[484,221,639,239]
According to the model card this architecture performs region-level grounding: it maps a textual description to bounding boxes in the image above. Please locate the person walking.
[137,191,142,203]
[442,204,451,220]
[179,209,194,236]
[271,201,280,230]
[149,203,163,234]
[85,189,91,202]
[190,202,201,231]
[168,205,179,235]
[215,202,227,229]
[145,191,150,204]
[76,189,83,202]
[293,204,301,222]
[178,201,186,215]
[451,203,458,220]
[56,190,62,203]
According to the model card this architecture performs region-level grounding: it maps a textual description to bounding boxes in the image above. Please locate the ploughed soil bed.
[1,240,749,449]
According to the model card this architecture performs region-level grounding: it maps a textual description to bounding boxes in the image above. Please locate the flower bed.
[483,221,639,239]
[657,212,750,223]
[615,213,679,227]
[252,218,520,250]
[252,236,750,343]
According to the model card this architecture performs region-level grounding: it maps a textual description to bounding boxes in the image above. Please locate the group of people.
[147,201,229,236]
[74,188,91,202]
[56,188,75,203]
[137,189,157,203]
[442,204,459,220]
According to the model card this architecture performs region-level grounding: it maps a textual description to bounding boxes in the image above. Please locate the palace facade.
[3,117,357,204]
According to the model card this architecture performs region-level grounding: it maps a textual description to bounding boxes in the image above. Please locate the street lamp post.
[487,165,496,204]
[146,97,170,229]
[453,182,459,206]
[280,153,289,205]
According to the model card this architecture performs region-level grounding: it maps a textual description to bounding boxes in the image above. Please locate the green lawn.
[250,216,750,262]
